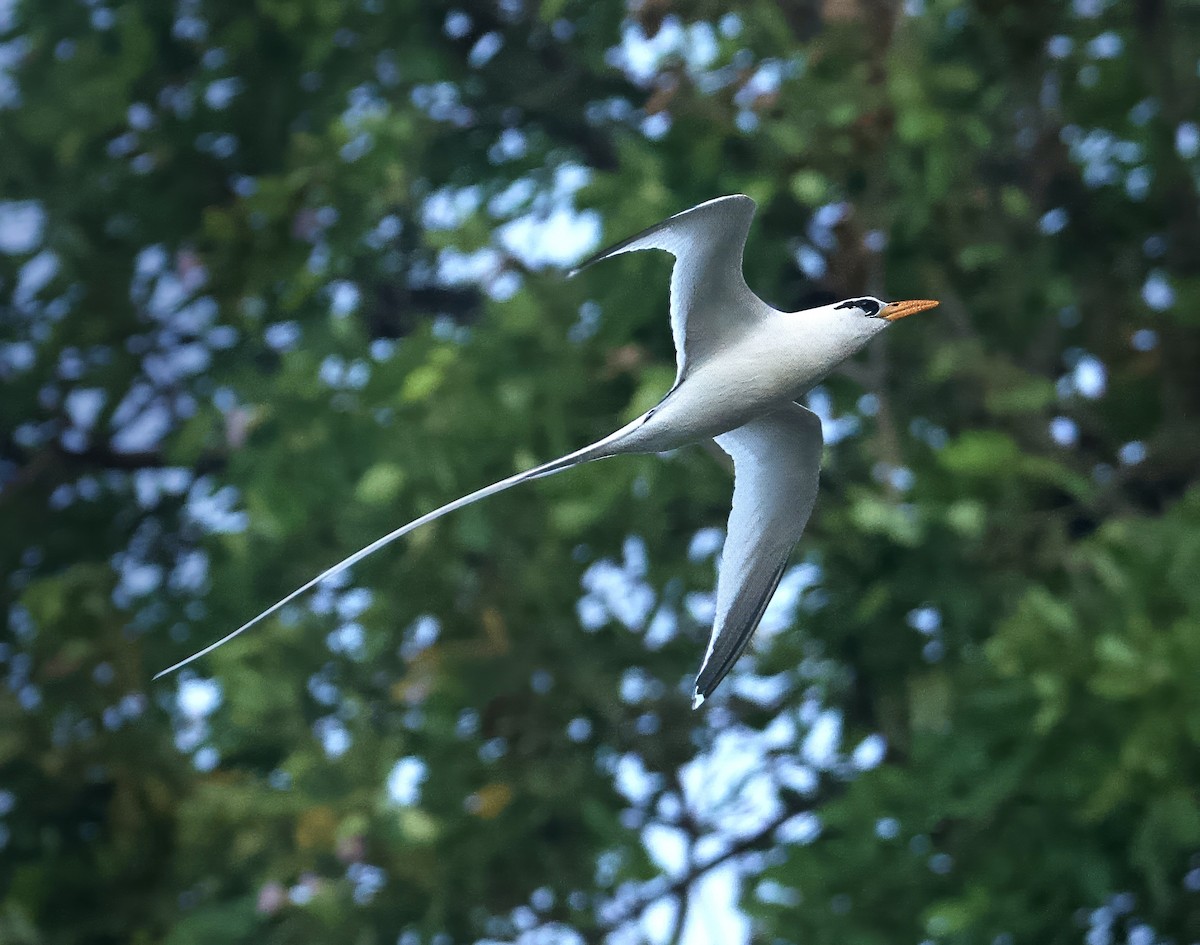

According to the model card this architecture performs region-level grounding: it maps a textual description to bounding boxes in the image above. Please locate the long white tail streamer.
[153,419,647,679]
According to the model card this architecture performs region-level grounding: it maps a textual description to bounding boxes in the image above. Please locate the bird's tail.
[153,417,647,679]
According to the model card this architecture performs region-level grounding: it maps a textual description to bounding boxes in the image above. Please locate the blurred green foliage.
[2,0,1200,942]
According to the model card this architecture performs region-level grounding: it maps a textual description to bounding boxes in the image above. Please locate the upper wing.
[570,195,765,379]
[692,403,824,707]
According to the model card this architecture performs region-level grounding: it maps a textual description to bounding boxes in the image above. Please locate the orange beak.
[879,299,939,322]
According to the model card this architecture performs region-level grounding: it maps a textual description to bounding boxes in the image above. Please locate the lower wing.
[692,403,823,707]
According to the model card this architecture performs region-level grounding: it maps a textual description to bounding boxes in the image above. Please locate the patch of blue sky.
[386,756,427,806]
[496,203,601,270]
[0,35,27,108]
[0,340,36,375]
[1125,166,1151,200]
[335,587,373,621]
[1142,232,1168,267]
[874,463,914,492]
[733,59,784,110]
[114,560,162,600]
[805,386,860,444]
[1086,31,1122,60]
[907,417,945,446]
[801,708,842,769]
[807,202,848,250]
[0,201,44,254]
[410,81,472,126]
[615,752,662,806]
[795,244,826,279]
[620,667,664,704]
[1058,349,1105,400]
[344,83,387,129]
[184,477,249,534]
[686,865,749,943]
[111,398,172,453]
[488,126,527,163]
[567,299,601,343]
[443,9,471,38]
[1047,35,1073,59]
[1067,128,1150,190]
[326,622,365,658]
[681,728,784,840]
[178,676,222,718]
[423,186,481,230]
[315,716,351,758]
[400,614,439,661]
[14,251,58,310]
[776,811,822,845]
[579,537,656,632]
[1129,98,1158,126]
[468,31,502,68]
[1118,441,1146,466]
[853,733,887,770]
[326,280,360,319]
[145,274,198,323]
[643,822,688,879]
[641,112,671,140]
[435,246,500,286]
[65,387,105,430]
[1040,207,1069,234]
[347,863,387,905]
[364,214,401,250]
[1131,328,1158,351]
[203,76,241,110]
[264,321,301,351]
[639,897,679,945]
[339,132,372,163]
[643,608,677,650]
[132,467,192,508]
[907,605,941,634]
[608,17,718,87]
[688,527,723,562]
[684,590,715,626]
[172,8,207,42]
[169,549,209,593]
[726,670,790,707]
[1177,121,1199,159]
[1050,416,1079,447]
[1141,270,1174,310]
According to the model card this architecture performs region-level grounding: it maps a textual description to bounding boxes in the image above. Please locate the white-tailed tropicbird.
[155,195,937,708]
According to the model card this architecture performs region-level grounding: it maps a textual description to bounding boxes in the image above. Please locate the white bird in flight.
[156,195,936,708]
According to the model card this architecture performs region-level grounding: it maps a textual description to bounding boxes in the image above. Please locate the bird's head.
[806,295,939,366]
[832,296,940,322]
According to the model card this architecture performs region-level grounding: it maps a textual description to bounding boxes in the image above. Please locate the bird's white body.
[156,194,936,708]
[626,306,886,455]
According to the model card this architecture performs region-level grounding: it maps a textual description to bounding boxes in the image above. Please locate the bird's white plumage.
[692,404,823,707]
[572,195,763,379]
[157,194,934,706]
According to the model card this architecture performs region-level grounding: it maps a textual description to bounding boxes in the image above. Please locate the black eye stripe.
[835,298,880,317]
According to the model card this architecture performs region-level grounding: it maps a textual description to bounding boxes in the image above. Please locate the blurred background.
[2,0,1200,941]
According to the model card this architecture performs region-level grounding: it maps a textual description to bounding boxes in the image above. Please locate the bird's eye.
[835,298,880,317]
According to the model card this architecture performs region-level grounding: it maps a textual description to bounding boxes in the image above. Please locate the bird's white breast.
[624,306,886,452]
